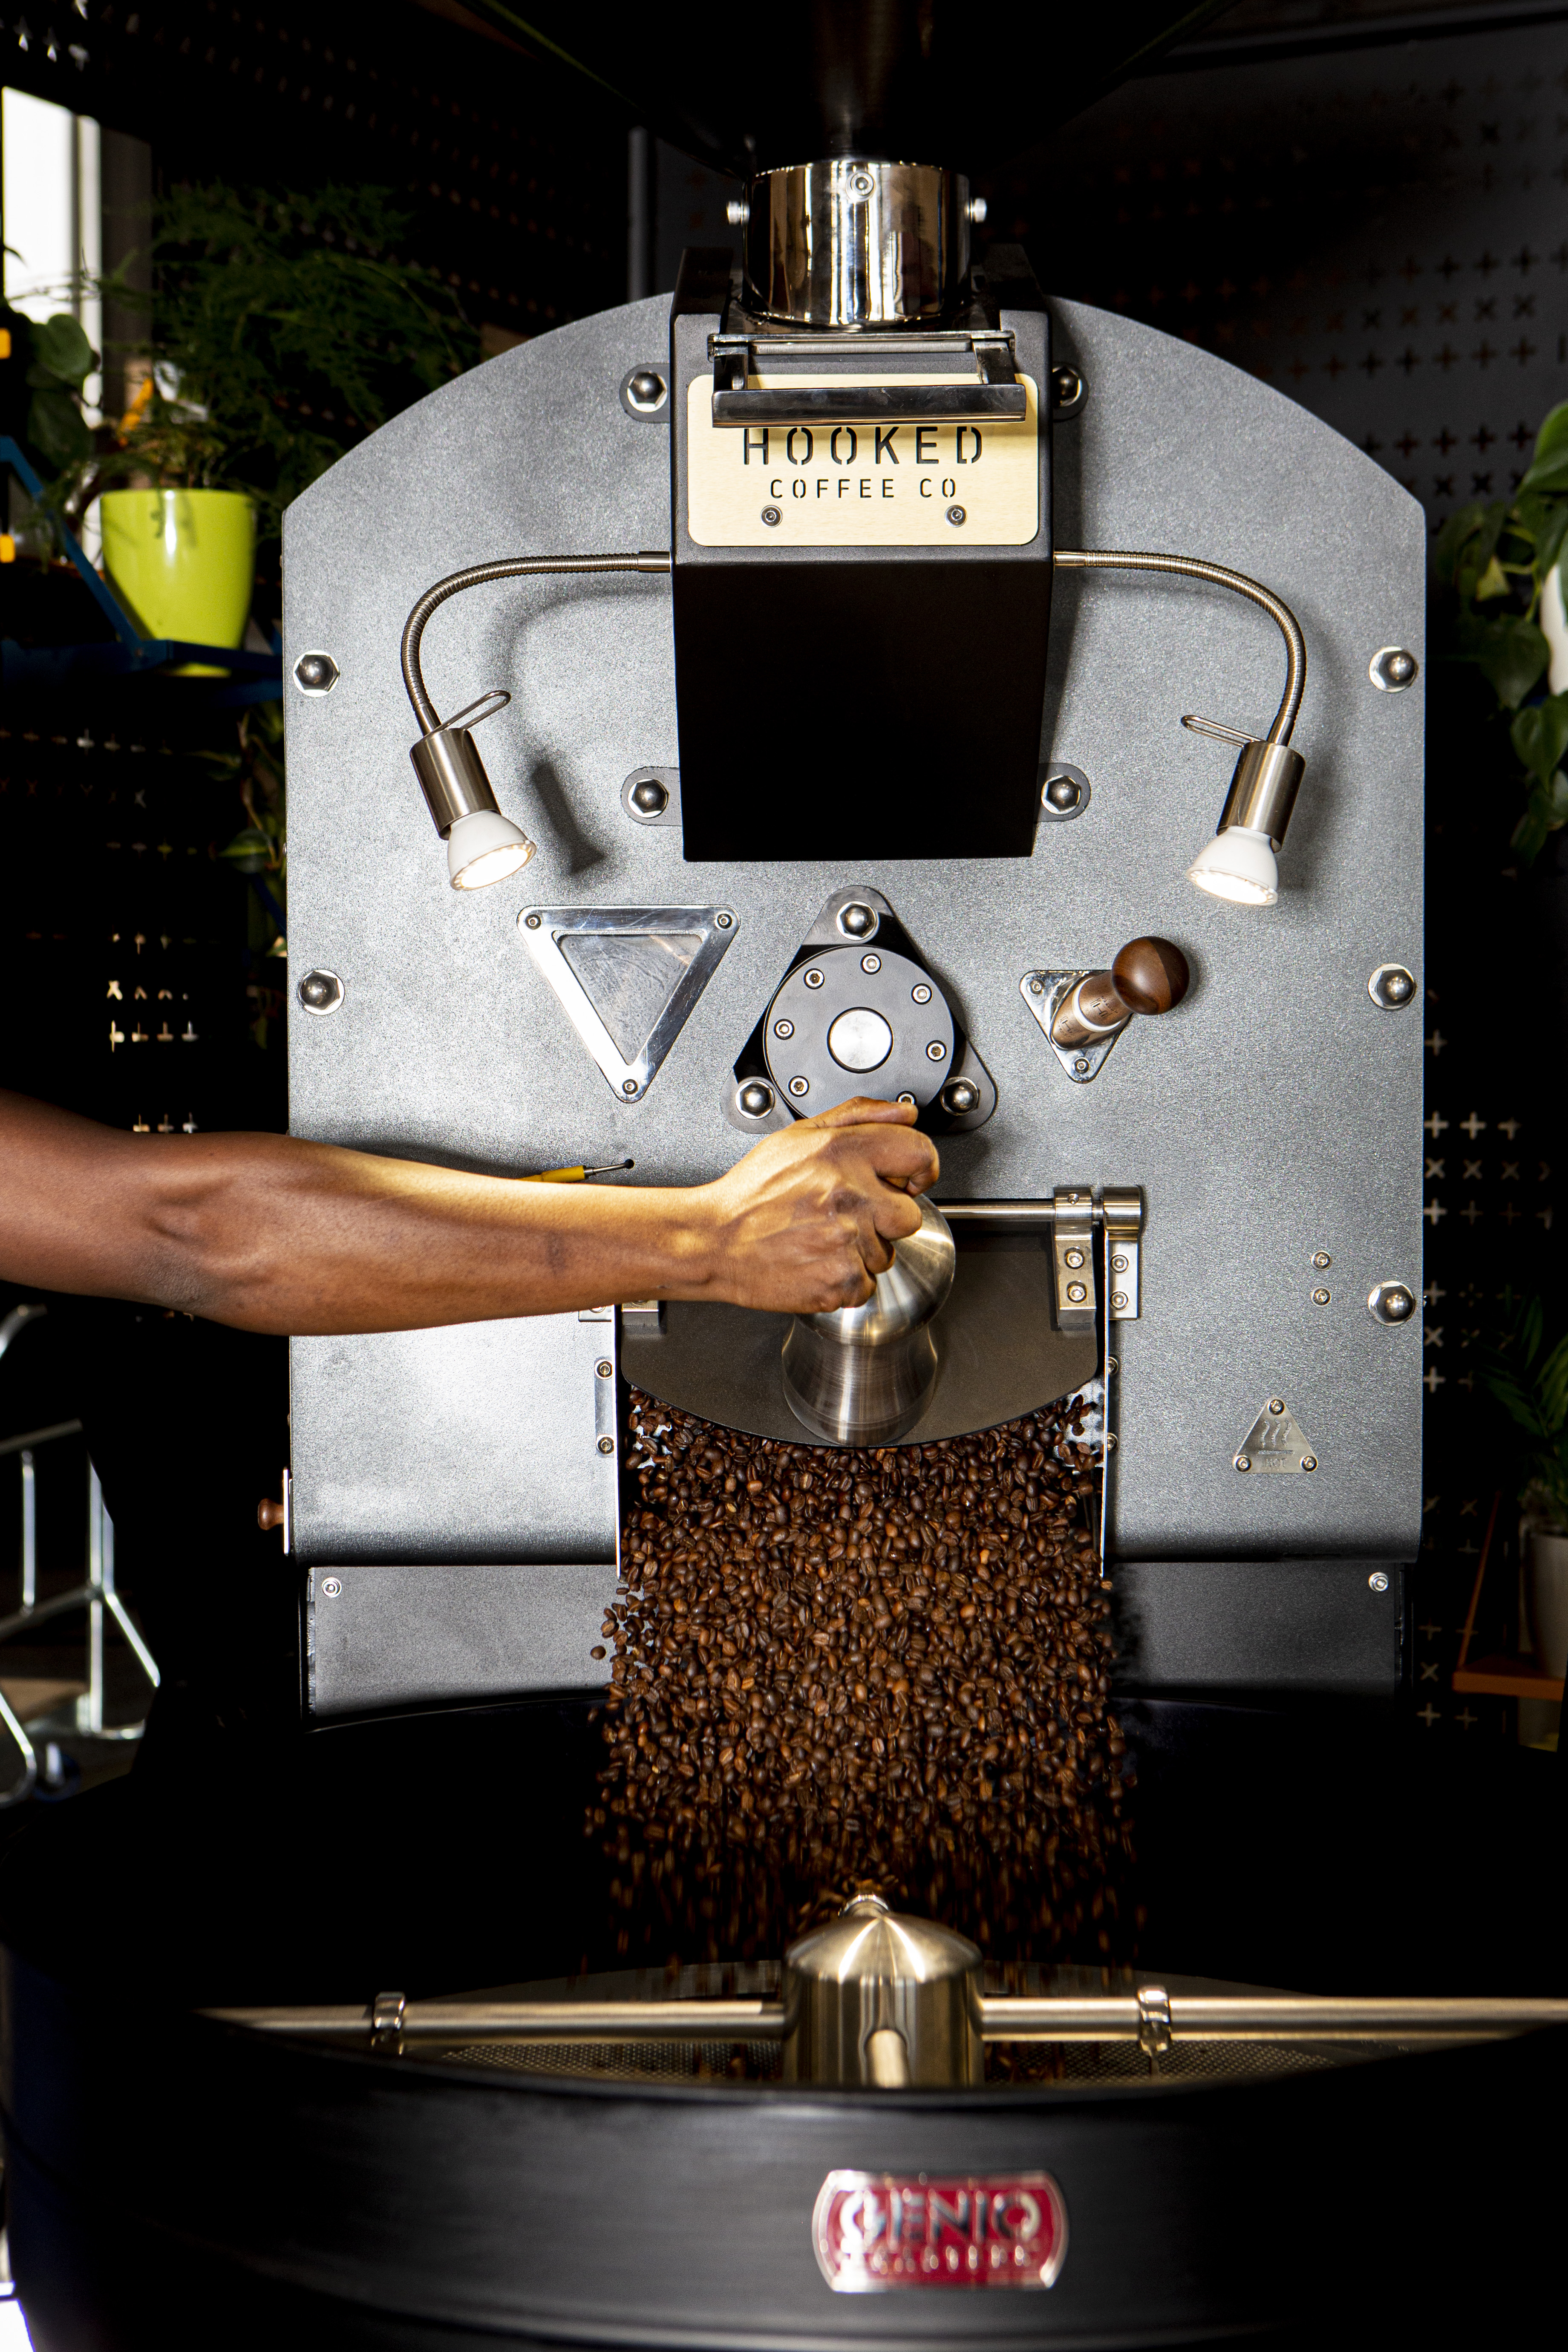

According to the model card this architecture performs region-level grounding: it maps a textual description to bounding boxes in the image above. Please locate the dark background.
[2,0,1563,1748]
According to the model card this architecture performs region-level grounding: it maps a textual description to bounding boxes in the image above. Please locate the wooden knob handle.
[257,1498,285,1532]
[1110,937,1190,1018]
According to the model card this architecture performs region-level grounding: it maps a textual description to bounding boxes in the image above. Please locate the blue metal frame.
[1,437,283,702]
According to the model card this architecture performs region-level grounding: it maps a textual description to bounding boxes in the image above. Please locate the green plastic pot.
[100,488,256,674]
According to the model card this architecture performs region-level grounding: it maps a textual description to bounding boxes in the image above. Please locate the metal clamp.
[1051,1189,1097,1335]
[709,329,1026,426]
[370,1990,406,2057]
[1136,1984,1173,2061]
[1102,1190,1143,1323]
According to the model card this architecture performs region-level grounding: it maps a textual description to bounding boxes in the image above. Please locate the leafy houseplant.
[1433,400,1568,860]
[1486,1297,1568,1532]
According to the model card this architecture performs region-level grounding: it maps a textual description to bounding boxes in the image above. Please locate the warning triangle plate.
[519,905,738,1101]
[1233,1398,1318,1475]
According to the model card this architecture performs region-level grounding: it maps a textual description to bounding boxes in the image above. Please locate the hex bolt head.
[629,776,669,816]
[1313,1287,1332,1305]
[1368,1281,1417,1323]
[597,1436,615,1455]
[625,369,667,411]
[788,1076,810,1097]
[761,505,781,526]
[297,968,344,1015]
[1368,963,1417,1009]
[940,1078,980,1115]
[1234,1456,1251,1473]
[860,953,881,973]
[1369,1570,1389,1592]
[1369,646,1418,692]
[738,1080,775,1117]
[1045,773,1082,813]
[837,902,878,938]
[595,1359,614,1379]
[946,504,967,527]
[293,651,338,694]
[926,1040,947,1061]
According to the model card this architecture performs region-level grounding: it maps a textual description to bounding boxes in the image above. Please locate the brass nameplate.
[685,374,1041,549]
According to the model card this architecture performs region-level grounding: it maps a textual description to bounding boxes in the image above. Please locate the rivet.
[1313,1287,1331,1305]
[622,1078,640,1096]
[596,1359,614,1379]
[1312,1251,1331,1269]
[1072,1055,1090,1075]
[715,911,733,928]
[597,1436,615,1455]
[1269,1399,1286,1414]
[524,912,542,929]
[1234,1456,1251,1472]
[1302,1456,1318,1472]
[320,1576,343,1598]
[912,984,932,1004]
[1369,1570,1389,1592]
[1112,1254,1129,1273]
[861,953,881,973]
[1028,976,1044,995]
[773,1018,795,1039]
[1111,1291,1128,1310]
[761,505,781,526]
[946,504,966,527]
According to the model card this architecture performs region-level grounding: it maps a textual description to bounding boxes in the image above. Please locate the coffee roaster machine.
[3,6,1565,2347]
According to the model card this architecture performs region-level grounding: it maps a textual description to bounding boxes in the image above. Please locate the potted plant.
[40,184,477,656]
[1484,1298,1568,1745]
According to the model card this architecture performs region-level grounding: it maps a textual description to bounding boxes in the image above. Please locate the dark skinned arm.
[0,1089,938,1335]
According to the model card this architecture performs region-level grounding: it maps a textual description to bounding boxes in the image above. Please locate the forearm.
[0,1096,715,1334]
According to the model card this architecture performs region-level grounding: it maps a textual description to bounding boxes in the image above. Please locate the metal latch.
[1102,1188,1144,1323]
[1051,1188,1096,1334]
[709,329,1026,427]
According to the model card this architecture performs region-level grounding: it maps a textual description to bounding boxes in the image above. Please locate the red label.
[812,2170,1068,2292]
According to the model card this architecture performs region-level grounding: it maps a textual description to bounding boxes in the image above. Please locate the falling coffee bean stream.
[588,1389,1136,1966]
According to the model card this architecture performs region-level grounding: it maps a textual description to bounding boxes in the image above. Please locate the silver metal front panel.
[282,292,1422,1619]
[307,1561,613,1720]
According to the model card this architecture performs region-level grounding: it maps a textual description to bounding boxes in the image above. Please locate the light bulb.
[446,808,536,891]
[1187,823,1278,907]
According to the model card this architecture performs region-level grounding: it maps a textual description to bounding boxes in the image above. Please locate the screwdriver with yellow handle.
[520,1159,634,1183]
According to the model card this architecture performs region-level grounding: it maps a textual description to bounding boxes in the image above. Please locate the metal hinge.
[1102,1188,1144,1323]
[1051,1188,1096,1334]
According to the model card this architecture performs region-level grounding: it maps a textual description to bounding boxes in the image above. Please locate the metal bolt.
[1045,773,1081,813]
[911,983,932,1004]
[940,1077,980,1115]
[850,168,875,196]
[1269,1399,1286,1415]
[625,368,667,412]
[966,195,988,225]
[1369,646,1418,692]
[1050,365,1086,417]
[1066,1282,1087,1303]
[1112,1254,1129,1273]
[946,504,966,527]
[926,1040,947,1061]
[788,1076,810,1097]
[1368,963,1416,1009]
[1369,1281,1416,1323]
[1072,1056,1090,1075]
[837,902,878,938]
[1064,1248,1086,1269]
[622,1078,640,1096]
[297,969,344,1015]
[1107,1355,1119,1375]
[725,196,750,227]
[320,1577,343,1598]
[629,775,669,816]
[1302,1456,1318,1472]
[293,651,339,694]
[597,1436,615,1455]
[524,912,542,929]
[859,952,881,974]
[804,968,824,989]
[1369,1570,1389,1592]
[715,911,733,928]
[1235,1456,1251,1473]
[1028,976,1044,995]
[896,1092,916,1107]
[761,505,781,526]
[773,1018,795,1039]
[1104,1431,1118,1452]
[596,1359,614,1379]
[1312,1251,1331,1269]
[1313,1287,1331,1306]
[1111,1291,1128,1311]
[738,1081,775,1117]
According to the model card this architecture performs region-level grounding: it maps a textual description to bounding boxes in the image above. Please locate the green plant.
[57,183,478,535]
[1433,400,1568,860]
[1484,1295,1568,1530]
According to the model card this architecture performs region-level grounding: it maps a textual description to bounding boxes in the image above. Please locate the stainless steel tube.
[1054,549,1307,746]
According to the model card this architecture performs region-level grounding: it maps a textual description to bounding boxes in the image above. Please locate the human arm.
[0,1090,938,1335]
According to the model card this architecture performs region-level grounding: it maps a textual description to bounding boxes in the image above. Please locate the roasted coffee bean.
[587,1390,1134,1968]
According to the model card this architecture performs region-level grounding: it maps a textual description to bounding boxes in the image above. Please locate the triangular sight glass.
[519,906,738,1101]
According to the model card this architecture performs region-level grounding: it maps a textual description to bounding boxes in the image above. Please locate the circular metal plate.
[763,946,953,1111]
